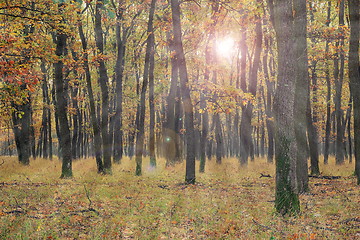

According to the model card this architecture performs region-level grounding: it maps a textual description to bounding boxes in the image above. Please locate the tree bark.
[170,0,196,184]
[135,0,156,176]
[148,9,157,168]
[268,0,300,215]
[293,0,311,191]
[54,27,72,178]
[240,13,262,164]
[78,18,104,173]
[324,1,332,165]
[113,4,126,164]
[95,0,111,173]
[335,0,346,165]
[347,0,360,184]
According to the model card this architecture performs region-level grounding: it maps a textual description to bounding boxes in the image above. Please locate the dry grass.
[0,155,359,239]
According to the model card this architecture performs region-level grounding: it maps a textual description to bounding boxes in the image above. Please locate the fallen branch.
[340,217,360,224]
[309,224,336,232]
[309,175,341,180]
[3,209,26,215]
[260,173,271,178]
[83,184,92,208]
[0,159,4,166]
[83,184,99,215]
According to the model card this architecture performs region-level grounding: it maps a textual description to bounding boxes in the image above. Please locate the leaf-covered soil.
[0,156,359,239]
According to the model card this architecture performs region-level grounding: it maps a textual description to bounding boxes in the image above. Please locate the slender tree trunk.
[307,96,320,175]
[78,20,104,173]
[347,100,352,163]
[335,0,346,165]
[149,13,157,168]
[135,0,156,176]
[305,3,320,177]
[199,0,219,171]
[324,1,332,164]
[113,5,125,164]
[240,14,262,164]
[171,0,196,184]
[39,61,50,159]
[263,34,275,163]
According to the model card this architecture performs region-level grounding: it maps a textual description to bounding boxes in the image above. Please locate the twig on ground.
[309,175,341,180]
[260,173,271,178]
[83,184,92,208]
[340,217,360,224]
[83,184,99,215]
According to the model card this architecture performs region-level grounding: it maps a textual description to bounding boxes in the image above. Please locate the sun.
[216,37,235,58]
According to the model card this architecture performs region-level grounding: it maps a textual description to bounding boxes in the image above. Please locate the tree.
[293,0,310,192]
[239,5,263,165]
[170,0,196,184]
[267,0,300,215]
[78,8,104,174]
[334,0,346,165]
[347,0,360,184]
[94,0,112,174]
[135,0,157,176]
[112,2,125,164]
[323,1,332,165]
[54,3,72,178]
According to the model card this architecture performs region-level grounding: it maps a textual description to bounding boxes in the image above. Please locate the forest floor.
[0,156,359,240]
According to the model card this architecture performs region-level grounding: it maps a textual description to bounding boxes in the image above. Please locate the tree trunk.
[164,31,181,166]
[293,0,311,192]
[149,13,157,168]
[268,0,300,215]
[347,0,360,184]
[113,5,125,164]
[170,0,196,184]
[54,29,72,178]
[78,19,104,173]
[135,0,156,176]
[240,14,262,164]
[335,0,346,165]
[263,34,275,163]
[95,0,111,173]
[324,1,332,165]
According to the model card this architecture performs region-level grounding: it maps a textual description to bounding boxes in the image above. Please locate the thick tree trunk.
[347,0,360,184]
[95,0,111,173]
[12,98,31,165]
[54,30,72,178]
[268,0,300,215]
